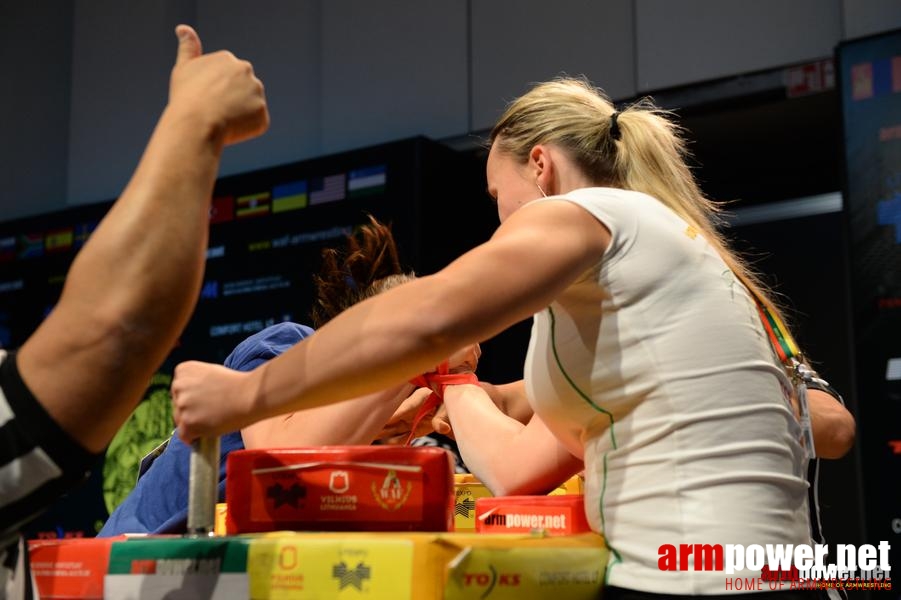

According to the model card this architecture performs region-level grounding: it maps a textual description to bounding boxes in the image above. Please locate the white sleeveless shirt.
[524,188,810,594]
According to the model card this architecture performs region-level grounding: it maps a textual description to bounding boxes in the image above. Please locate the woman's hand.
[447,343,481,374]
[377,343,480,443]
[376,388,445,444]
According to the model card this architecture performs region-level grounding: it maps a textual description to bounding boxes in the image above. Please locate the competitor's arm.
[443,383,583,496]
[479,380,532,424]
[241,385,413,448]
[173,200,610,441]
[806,388,855,459]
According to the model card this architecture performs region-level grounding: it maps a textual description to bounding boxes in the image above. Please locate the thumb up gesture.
[168,25,269,147]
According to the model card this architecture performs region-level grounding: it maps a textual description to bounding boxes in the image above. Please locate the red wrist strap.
[405,362,478,445]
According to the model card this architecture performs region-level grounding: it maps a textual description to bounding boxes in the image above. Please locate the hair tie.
[609,111,622,141]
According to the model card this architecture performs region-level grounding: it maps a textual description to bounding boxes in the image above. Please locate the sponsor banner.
[445,542,604,599]
[247,537,413,599]
[475,495,591,536]
[29,531,607,599]
[454,474,583,532]
[206,244,225,259]
[0,281,21,295]
[270,226,352,249]
[29,537,119,599]
[105,537,251,599]
[221,276,290,298]
[225,447,454,534]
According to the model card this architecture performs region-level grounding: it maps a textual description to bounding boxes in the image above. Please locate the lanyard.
[754,298,816,458]
[756,301,801,363]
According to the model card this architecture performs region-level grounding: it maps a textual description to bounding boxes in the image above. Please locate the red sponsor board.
[28,536,121,599]
[475,494,592,536]
[226,446,454,534]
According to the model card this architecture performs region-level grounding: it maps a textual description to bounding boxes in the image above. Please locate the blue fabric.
[98,322,314,536]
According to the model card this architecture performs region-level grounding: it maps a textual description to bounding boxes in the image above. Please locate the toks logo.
[455,497,476,517]
[462,565,521,598]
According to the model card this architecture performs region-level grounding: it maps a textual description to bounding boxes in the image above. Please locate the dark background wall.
[1,2,898,593]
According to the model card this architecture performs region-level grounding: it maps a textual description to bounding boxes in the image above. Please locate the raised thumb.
[174,24,202,66]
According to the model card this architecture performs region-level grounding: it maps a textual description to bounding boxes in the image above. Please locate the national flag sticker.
[310,174,346,205]
[272,181,308,213]
[236,192,271,219]
[348,165,387,198]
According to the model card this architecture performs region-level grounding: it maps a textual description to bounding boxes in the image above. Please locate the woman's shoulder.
[565,186,658,205]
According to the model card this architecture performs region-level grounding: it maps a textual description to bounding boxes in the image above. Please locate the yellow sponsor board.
[548,474,585,496]
[454,475,494,532]
[243,531,606,600]
[248,536,413,599]
[445,544,605,599]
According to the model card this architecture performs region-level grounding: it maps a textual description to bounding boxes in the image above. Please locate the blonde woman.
[172,78,818,597]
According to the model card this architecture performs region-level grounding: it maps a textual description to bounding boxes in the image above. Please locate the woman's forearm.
[241,384,413,449]
[443,384,582,496]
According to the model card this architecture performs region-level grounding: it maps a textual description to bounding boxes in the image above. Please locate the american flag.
[310,173,346,205]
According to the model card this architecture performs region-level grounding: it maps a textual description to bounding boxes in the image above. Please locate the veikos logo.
[658,542,893,592]
[462,565,521,596]
[265,482,305,509]
[332,561,371,590]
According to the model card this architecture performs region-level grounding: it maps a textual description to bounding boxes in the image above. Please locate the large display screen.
[837,27,901,571]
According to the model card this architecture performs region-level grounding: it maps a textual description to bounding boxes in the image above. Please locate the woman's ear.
[530,145,554,195]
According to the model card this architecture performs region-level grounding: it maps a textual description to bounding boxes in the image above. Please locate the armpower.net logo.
[658,541,892,591]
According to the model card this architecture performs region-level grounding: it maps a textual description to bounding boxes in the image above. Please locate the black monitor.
[837,27,901,572]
